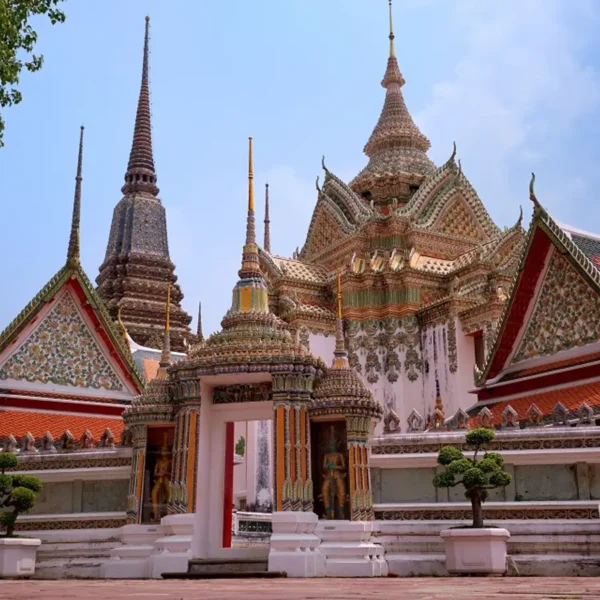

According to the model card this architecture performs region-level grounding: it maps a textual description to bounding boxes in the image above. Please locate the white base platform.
[316,520,387,577]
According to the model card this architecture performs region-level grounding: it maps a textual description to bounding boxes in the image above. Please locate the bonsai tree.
[0,453,42,537]
[433,428,511,528]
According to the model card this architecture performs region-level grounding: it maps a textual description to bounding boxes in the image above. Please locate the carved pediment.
[434,197,487,242]
[512,249,600,363]
[301,200,352,261]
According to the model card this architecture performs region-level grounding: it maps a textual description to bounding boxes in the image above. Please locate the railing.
[232,511,272,536]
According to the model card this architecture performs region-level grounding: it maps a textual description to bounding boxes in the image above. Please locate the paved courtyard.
[1,578,599,600]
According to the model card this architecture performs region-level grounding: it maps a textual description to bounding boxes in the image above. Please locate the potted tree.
[0,453,43,577]
[433,428,512,575]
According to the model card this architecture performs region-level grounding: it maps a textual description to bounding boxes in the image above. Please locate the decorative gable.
[435,197,486,241]
[0,290,126,391]
[302,202,350,260]
[512,249,600,363]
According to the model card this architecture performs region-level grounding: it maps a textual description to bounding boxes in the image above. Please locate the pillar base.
[149,514,195,579]
[101,524,163,579]
[268,511,324,578]
[316,520,387,577]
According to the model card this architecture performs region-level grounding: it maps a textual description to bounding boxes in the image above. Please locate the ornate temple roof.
[0,410,124,443]
[96,17,192,352]
[183,139,324,376]
[475,175,600,390]
[350,1,435,203]
[0,127,144,393]
[311,272,382,421]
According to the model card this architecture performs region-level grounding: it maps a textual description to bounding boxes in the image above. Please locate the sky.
[1,0,600,338]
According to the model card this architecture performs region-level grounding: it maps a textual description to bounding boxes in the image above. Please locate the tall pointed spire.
[67,126,84,267]
[230,138,269,315]
[197,301,204,342]
[333,269,350,369]
[263,182,271,253]
[388,0,395,58]
[350,0,434,203]
[122,16,159,197]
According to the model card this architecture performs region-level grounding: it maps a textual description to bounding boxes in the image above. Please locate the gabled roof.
[0,263,144,392]
[475,177,600,388]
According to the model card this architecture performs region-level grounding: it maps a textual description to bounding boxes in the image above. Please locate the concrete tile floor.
[0,578,599,600]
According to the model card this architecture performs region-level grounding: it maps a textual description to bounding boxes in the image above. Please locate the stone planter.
[0,538,41,577]
[440,528,510,575]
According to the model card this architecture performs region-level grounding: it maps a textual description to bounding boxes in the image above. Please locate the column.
[169,381,201,514]
[346,416,374,521]
[273,395,313,511]
[126,424,148,524]
[222,421,234,548]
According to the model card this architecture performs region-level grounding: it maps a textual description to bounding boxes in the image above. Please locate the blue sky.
[1,0,599,337]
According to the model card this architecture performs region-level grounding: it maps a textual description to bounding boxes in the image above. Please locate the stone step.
[188,558,268,575]
[162,570,286,580]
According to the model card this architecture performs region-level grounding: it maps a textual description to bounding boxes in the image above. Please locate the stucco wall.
[30,479,128,515]
[374,462,594,504]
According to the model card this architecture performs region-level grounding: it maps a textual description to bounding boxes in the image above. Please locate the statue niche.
[143,427,173,524]
[311,421,348,520]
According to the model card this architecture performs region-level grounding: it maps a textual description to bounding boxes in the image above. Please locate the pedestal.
[268,511,324,578]
[440,528,510,575]
[0,538,41,577]
[101,524,163,579]
[149,514,194,579]
[316,520,387,577]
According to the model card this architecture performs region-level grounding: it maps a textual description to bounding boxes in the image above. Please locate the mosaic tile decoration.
[0,291,124,391]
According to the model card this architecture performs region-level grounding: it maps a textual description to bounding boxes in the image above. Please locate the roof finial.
[245,136,256,245]
[159,283,171,370]
[333,267,349,367]
[197,301,204,342]
[122,16,158,197]
[448,141,457,165]
[388,0,395,58]
[117,306,128,342]
[529,172,538,205]
[67,126,84,267]
[264,182,271,253]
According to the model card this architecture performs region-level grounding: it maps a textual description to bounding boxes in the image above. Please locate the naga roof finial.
[67,125,84,267]
[117,306,128,342]
[448,140,457,164]
[315,175,321,192]
[321,154,329,174]
[529,172,539,206]
[516,205,524,228]
[388,0,395,58]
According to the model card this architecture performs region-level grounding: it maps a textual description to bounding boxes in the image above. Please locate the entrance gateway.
[103,138,386,578]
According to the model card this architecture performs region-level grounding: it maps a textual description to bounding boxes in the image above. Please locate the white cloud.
[417,0,600,226]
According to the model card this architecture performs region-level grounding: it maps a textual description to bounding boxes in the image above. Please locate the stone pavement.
[1,578,599,600]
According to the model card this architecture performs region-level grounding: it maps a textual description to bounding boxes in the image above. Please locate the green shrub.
[0,453,42,537]
[432,428,512,528]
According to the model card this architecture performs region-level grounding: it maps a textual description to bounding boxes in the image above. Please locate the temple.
[96,17,193,352]
[2,2,600,580]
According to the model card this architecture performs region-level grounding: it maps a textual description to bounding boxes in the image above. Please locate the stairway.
[161,557,286,579]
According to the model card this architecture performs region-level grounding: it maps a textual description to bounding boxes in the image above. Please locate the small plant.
[433,428,511,528]
[235,436,246,458]
[0,453,42,537]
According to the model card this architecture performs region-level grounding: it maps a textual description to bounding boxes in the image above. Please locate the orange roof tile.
[141,358,160,382]
[501,351,600,382]
[470,380,600,426]
[0,410,124,442]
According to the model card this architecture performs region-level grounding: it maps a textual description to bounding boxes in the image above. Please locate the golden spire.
[165,283,171,332]
[337,268,342,319]
[248,136,254,212]
[159,283,171,372]
[388,0,395,57]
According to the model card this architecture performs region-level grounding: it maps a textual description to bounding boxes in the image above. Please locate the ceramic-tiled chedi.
[257,4,525,431]
[96,18,193,352]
